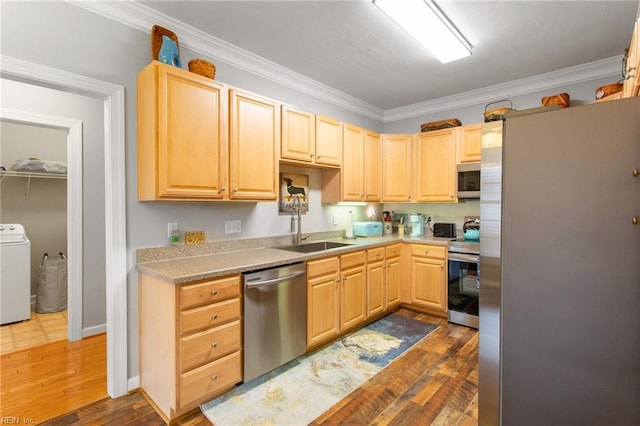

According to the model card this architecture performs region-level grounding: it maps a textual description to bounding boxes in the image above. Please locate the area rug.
[200,313,438,426]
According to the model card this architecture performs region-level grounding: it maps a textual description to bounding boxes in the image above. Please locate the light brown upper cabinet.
[315,115,342,167]
[281,105,315,163]
[363,130,382,202]
[280,108,342,169]
[381,134,413,202]
[414,128,457,202]
[341,123,365,201]
[457,124,482,163]
[229,88,280,200]
[138,61,229,200]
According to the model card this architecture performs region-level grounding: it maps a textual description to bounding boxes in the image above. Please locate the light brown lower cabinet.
[409,244,448,314]
[307,244,404,350]
[139,273,242,422]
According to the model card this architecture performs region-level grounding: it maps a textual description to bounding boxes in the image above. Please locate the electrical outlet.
[225,220,241,234]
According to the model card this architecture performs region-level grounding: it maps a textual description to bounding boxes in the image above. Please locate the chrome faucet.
[293,196,307,245]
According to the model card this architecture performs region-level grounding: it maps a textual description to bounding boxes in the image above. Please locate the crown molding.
[67,0,384,121]
[383,56,623,122]
[68,1,623,124]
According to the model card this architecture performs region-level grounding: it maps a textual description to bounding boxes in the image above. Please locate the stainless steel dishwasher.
[243,262,307,382]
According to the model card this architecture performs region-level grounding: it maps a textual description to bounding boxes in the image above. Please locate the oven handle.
[448,252,480,263]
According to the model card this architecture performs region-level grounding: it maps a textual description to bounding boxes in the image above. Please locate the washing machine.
[0,224,31,325]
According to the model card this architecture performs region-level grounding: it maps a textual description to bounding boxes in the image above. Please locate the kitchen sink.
[275,241,353,253]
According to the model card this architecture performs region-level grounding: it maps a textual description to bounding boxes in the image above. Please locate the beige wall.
[0,121,67,297]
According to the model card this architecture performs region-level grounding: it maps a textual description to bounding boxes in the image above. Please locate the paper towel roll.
[345,210,354,239]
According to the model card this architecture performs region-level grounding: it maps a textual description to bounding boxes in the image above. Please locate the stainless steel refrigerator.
[479,96,640,425]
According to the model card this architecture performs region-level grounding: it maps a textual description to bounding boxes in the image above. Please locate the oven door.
[448,252,479,329]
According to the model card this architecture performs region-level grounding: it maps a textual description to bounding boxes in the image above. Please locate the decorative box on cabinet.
[138,60,228,200]
[139,273,242,422]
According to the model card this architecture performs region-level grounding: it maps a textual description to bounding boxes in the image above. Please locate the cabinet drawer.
[385,243,402,259]
[179,275,240,310]
[341,250,366,269]
[307,256,339,279]
[410,244,446,259]
[180,320,241,372]
[367,247,385,263]
[179,351,242,409]
[180,298,241,335]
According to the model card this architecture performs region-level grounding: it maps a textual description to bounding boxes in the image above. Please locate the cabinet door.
[139,62,228,200]
[364,130,381,202]
[458,124,481,163]
[340,264,366,330]
[367,260,385,317]
[342,123,364,201]
[386,256,401,308]
[315,115,342,167]
[281,105,315,163]
[410,256,446,311]
[307,272,340,348]
[415,129,457,202]
[382,134,413,202]
[229,89,279,200]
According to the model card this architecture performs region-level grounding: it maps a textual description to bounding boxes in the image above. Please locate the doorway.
[0,55,127,397]
[0,117,82,350]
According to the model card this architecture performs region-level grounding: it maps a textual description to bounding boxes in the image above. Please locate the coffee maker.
[410,213,424,237]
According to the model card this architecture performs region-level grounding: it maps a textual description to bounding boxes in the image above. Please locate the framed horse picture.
[279,173,309,213]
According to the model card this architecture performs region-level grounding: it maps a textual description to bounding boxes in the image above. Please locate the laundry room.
[0,120,68,328]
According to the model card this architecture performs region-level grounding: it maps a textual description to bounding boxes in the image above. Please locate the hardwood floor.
[0,332,108,424]
[39,309,478,425]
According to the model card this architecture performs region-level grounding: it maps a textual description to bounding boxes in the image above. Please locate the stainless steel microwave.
[457,163,480,199]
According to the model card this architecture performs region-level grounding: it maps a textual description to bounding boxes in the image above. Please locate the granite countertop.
[136,234,452,284]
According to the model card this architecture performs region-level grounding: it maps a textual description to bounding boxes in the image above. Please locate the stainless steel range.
[447,239,480,329]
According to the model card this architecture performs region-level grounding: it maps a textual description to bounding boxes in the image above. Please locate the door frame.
[0,55,128,398]
[0,109,83,341]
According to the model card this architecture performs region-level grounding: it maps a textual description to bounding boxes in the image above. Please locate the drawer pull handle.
[633,168,639,177]
[425,250,429,255]
[211,342,218,349]
[211,375,218,381]
[211,290,218,296]
[211,314,218,320]
[633,216,639,225]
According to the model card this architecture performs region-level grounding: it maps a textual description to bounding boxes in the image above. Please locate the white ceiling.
[135,0,637,114]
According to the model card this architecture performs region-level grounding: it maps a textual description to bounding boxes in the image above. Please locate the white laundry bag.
[36,252,68,313]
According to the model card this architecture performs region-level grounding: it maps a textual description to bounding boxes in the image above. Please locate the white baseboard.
[128,375,140,392]
[83,323,107,337]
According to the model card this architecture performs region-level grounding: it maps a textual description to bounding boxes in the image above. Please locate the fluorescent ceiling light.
[373,0,472,64]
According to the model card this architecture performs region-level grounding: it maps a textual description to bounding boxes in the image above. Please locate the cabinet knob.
[211,375,218,381]
[633,168,639,177]
[233,188,238,193]
[220,187,227,192]
[211,314,218,320]
[343,277,347,282]
[376,253,381,258]
[311,154,315,158]
[440,264,444,269]
[211,342,218,349]
[633,216,639,225]
[425,250,429,255]
[211,290,218,296]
